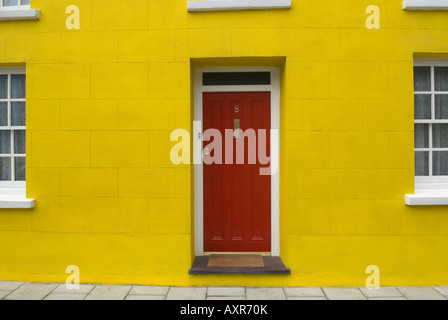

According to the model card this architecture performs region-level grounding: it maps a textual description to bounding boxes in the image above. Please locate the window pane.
[435,95,448,119]
[203,72,271,86]
[0,157,11,181]
[14,130,25,154]
[14,157,25,181]
[415,152,429,176]
[21,0,30,5]
[433,151,448,176]
[0,131,10,154]
[3,0,19,6]
[433,124,448,148]
[11,102,25,126]
[0,102,7,126]
[415,124,429,148]
[414,67,431,91]
[11,74,25,99]
[0,75,7,99]
[435,67,448,92]
[414,94,431,119]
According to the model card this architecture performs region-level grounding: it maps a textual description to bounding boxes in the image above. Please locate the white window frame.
[0,0,39,21]
[187,0,291,12]
[406,59,448,205]
[194,66,280,256]
[0,66,34,209]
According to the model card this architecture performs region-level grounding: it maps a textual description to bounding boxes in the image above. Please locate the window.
[0,67,34,209]
[414,63,448,181]
[203,72,271,86]
[406,60,448,205]
[0,68,26,187]
[0,0,30,9]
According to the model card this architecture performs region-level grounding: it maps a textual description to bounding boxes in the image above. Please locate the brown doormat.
[207,254,265,268]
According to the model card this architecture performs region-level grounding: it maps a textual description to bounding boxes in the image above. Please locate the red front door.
[203,92,271,252]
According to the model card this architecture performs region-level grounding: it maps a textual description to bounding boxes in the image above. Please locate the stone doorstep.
[189,256,290,275]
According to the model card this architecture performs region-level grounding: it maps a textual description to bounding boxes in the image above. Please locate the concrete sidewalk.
[1,281,448,300]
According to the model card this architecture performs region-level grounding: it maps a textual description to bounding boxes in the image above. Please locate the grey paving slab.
[84,285,132,300]
[166,287,207,300]
[207,287,246,297]
[284,287,325,297]
[0,290,11,300]
[368,297,408,300]
[44,293,87,300]
[323,288,367,300]
[246,287,286,300]
[129,285,169,296]
[207,296,247,300]
[360,287,404,298]
[287,296,328,300]
[433,286,448,297]
[397,287,446,300]
[126,295,166,300]
[4,283,58,300]
[0,281,24,291]
[53,283,95,294]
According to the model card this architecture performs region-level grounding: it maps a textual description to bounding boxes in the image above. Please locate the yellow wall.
[1,0,448,286]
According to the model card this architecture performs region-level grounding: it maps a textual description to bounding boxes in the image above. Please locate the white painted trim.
[0,8,39,21]
[0,196,34,209]
[0,66,27,73]
[187,0,291,12]
[405,193,448,205]
[403,0,448,10]
[406,182,448,205]
[0,5,30,11]
[194,66,281,257]
[0,188,34,209]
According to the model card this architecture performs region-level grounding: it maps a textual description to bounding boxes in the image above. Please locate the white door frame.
[193,66,281,257]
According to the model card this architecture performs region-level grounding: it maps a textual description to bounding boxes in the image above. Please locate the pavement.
[1,281,448,300]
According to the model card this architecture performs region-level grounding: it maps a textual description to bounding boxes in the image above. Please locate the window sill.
[403,0,448,10]
[405,193,448,205]
[406,184,448,205]
[0,188,35,209]
[0,196,35,209]
[0,9,40,21]
[187,0,291,12]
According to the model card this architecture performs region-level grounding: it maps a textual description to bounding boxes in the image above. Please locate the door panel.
[203,92,271,252]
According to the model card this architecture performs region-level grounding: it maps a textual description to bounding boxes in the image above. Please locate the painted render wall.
[0,0,448,286]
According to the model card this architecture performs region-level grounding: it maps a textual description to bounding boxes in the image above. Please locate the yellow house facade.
[1,0,448,287]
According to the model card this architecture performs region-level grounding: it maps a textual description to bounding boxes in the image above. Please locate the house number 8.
[234,105,240,113]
